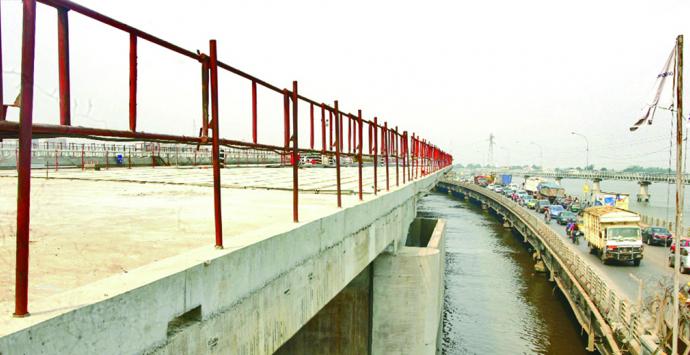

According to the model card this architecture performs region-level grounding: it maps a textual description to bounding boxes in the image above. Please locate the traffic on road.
[474,174,690,299]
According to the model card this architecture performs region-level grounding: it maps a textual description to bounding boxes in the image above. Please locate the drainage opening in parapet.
[167,305,202,337]
[406,217,439,247]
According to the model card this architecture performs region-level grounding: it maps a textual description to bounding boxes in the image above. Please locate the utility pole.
[672,34,684,355]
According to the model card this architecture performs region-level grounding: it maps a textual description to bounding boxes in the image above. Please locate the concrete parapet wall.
[371,218,446,355]
[0,169,447,355]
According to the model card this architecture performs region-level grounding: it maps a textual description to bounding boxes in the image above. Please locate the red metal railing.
[2,0,453,317]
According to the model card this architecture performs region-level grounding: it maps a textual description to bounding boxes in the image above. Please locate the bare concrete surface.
[0,165,413,328]
[0,165,445,355]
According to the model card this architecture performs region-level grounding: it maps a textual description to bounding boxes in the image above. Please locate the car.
[557,211,577,225]
[642,226,673,246]
[503,188,514,196]
[548,205,565,219]
[535,200,550,212]
[569,203,582,213]
[494,186,503,193]
[671,239,690,253]
[669,246,690,274]
[526,198,538,209]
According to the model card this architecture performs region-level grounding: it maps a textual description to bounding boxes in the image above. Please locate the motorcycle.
[566,223,580,244]
[544,210,551,224]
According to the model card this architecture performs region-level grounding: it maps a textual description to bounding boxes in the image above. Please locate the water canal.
[416,191,589,354]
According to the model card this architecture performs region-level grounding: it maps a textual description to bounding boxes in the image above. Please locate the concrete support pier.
[372,218,446,355]
[275,218,447,355]
[592,178,602,194]
[637,181,651,202]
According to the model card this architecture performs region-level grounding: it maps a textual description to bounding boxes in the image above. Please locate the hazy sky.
[2,0,689,169]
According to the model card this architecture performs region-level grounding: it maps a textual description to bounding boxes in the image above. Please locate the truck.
[537,181,565,202]
[524,177,545,195]
[474,175,492,186]
[583,206,643,266]
[498,174,512,186]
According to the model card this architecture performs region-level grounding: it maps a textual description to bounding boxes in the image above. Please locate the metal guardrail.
[446,179,643,353]
[3,0,454,317]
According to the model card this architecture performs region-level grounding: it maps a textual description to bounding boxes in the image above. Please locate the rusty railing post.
[339,113,343,152]
[15,0,37,318]
[329,110,333,152]
[292,81,299,222]
[368,122,372,155]
[395,127,399,187]
[334,100,342,207]
[402,131,406,184]
[410,133,415,180]
[129,33,137,131]
[209,39,223,248]
[252,80,257,144]
[347,115,351,154]
[57,6,71,126]
[309,102,314,150]
[408,133,412,180]
[321,103,326,153]
[357,109,363,201]
[384,122,389,191]
[373,117,378,195]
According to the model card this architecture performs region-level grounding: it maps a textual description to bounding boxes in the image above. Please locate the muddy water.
[416,192,589,354]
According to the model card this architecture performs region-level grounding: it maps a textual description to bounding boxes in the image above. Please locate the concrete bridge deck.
[0,165,446,354]
[0,165,401,311]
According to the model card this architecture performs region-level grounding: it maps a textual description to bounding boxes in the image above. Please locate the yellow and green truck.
[583,206,643,266]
